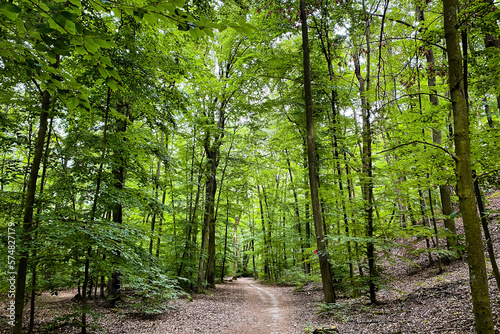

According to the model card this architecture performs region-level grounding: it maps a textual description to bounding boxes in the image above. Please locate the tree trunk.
[286,154,306,273]
[232,216,240,279]
[262,185,276,280]
[354,48,377,304]
[196,123,220,290]
[150,129,164,256]
[418,190,434,265]
[442,0,495,331]
[205,149,218,287]
[428,189,443,273]
[250,210,257,279]
[473,171,500,290]
[178,152,204,276]
[14,89,51,334]
[257,184,270,278]
[303,145,312,275]
[221,201,229,283]
[109,103,128,307]
[417,6,458,254]
[28,116,53,333]
[300,0,336,303]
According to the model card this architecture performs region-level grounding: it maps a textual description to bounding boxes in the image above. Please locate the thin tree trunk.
[28,116,53,334]
[196,171,214,291]
[109,103,128,307]
[232,216,240,279]
[257,184,270,278]
[304,188,311,275]
[473,172,500,290]
[286,153,306,273]
[300,0,335,303]
[428,189,443,273]
[156,189,166,259]
[250,210,257,279]
[354,47,377,304]
[484,101,494,128]
[220,199,229,282]
[178,153,205,275]
[419,190,434,265]
[417,6,458,254]
[262,185,275,279]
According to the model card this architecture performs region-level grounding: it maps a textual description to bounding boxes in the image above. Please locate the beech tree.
[442,0,494,331]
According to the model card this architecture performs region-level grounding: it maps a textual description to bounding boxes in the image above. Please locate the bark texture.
[442,0,495,331]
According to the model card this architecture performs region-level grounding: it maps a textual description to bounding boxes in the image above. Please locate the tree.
[300,0,336,304]
[442,0,495,331]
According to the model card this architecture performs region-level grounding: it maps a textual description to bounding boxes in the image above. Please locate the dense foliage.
[1,0,499,332]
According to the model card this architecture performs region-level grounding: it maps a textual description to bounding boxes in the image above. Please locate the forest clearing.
[1,0,500,333]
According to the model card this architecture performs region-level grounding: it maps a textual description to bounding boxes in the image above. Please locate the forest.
[1,0,500,333]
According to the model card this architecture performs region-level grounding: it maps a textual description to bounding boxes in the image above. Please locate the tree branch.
[376,140,456,161]
[372,13,415,29]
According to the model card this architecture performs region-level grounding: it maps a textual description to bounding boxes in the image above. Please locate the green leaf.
[38,2,50,12]
[202,27,214,38]
[133,10,144,23]
[123,7,134,16]
[46,50,58,64]
[106,77,119,91]
[52,40,70,55]
[99,55,113,67]
[143,13,158,25]
[75,46,86,55]
[16,18,27,33]
[51,78,64,90]
[94,39,116,48]
[36,25,54,34]
[107,68,120,80]
[74,22,84,34]
[164,3,175,14]
[0,2,22,20]
[60,11,77,22]
[69,37,81,46]
[450,211,460,219]
[67,96,80,110]
[241,23,255,36]
[173,0,186,7]
[34,43,49,52]
[98,66,108,78]
[54,14,67,28]
[84,38,99,54]
[65,20,77,34]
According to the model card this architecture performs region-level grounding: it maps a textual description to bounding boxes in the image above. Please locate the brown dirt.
[106,277,329,334]
[0,278,330,333]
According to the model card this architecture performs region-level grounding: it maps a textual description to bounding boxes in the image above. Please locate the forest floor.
[2,192,500,333]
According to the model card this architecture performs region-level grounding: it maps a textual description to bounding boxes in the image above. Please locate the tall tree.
[300,0,336,303]
[442,0,495,331]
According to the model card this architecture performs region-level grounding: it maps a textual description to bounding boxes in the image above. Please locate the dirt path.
[114,276,317,334]
[148,277,307,334]
[219,278,296,334]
